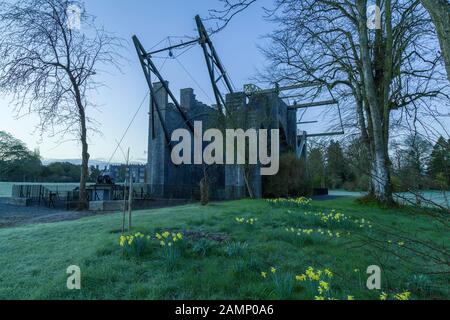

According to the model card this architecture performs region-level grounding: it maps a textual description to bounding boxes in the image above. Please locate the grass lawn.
[0,197,448,300]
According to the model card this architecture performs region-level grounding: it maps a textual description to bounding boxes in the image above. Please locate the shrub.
[263,153,311,198]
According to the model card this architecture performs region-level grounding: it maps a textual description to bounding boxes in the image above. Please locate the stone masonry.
[146,82,299,200]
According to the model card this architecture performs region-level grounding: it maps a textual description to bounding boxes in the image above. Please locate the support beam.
[306,131,345,138]
[147,39,199,56]
[288,99,337,110]
[195,15,234,112]
[297,120,319,125]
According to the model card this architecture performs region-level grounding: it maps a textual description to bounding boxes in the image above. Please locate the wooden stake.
[128,172,133,230]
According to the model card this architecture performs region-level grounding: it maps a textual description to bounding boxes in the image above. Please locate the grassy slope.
[0,197,448,300]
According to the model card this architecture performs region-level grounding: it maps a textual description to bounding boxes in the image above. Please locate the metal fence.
[12,184,80,209]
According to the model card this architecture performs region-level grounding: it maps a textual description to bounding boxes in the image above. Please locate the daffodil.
[324,269,333,278]
[295,274,307,281]
[394,291,411,300]
[261,272,267,278]
[319,281,329,291]
[270,267,276,274]
[162,231,170,238]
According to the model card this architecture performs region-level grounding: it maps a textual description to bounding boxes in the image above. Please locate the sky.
[0,0,447,164]
[0,0,275,163]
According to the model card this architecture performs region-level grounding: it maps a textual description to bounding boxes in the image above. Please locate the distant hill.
[42,159,147,167]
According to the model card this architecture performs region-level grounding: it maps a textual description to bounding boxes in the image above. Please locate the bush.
[263,153,311,198]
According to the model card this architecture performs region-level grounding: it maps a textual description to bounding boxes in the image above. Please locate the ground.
[0,203,94,228]
[0,197,448,300]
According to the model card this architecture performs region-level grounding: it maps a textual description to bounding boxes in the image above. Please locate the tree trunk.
[79,114,90,210]
[200,167,209,206]
[421,0,450,82]
[370,148,392,204]
[71,77,89,210]
[357,0,394,204]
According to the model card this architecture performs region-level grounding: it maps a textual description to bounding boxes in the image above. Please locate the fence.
[12,184,80,210]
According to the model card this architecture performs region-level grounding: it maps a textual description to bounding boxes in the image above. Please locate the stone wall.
[146,82,299,200]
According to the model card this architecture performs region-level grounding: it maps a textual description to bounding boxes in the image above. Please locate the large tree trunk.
[370,148,392,203]
[357,0,394,204]
[421,0,450,82]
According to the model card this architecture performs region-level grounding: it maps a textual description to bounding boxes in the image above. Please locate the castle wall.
[147,82,299,200]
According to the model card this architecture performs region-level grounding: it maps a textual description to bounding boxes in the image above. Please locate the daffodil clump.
[379,291,411,300]
[235,217,258,225]
[119,232,151,257]
[354,217,373,229]
[155,231,183,247]
[156,230,184,267]
[261,267,294,298]
[267,197,312,208]
[295,267,350,300]
[285,226,348,239]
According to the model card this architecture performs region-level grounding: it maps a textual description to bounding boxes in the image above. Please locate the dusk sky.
[0,0,447,164]
[0,0,275,163]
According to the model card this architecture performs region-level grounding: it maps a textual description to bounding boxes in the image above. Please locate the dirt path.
[0,203,99,228]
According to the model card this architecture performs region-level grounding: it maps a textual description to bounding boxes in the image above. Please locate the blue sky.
[0,0,274,163]
[1,0,447,164]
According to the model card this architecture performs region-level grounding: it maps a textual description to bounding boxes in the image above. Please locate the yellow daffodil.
[261,272,267,278]
[324,269,333,278]
[394,291,411,300]
[295,274,307,281]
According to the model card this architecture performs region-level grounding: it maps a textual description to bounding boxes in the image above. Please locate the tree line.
[0,131,101,183]
[308,136,450,193]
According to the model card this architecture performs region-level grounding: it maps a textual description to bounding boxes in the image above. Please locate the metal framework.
[133,14,344,155]
[132,15,235,149]
[132,35,194,147]
[195,15,234,111]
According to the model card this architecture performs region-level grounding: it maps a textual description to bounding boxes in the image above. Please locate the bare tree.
[210,0,449,204]
[0,0,122,209]
[420,0,450,81]
[210,0,450,82]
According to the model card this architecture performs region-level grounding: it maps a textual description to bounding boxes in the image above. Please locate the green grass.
[0,197,448,300]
